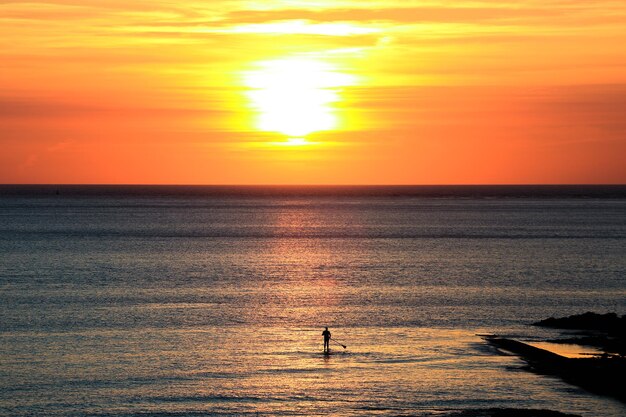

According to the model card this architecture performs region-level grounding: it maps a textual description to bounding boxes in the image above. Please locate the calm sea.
[1,185,625,417]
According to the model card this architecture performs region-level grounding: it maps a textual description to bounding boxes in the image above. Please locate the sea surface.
[1,185,625,417]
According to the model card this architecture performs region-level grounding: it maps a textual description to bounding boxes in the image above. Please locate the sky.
[1,0,625,184]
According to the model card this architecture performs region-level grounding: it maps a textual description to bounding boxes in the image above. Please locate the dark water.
[1,186,625,416]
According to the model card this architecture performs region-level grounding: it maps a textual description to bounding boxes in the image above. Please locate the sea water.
[1,186,625,417]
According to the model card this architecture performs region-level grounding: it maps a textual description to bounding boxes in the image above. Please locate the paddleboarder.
[322,327,331,353]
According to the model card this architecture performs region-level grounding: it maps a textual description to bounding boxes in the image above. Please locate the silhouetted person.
[322,327,331,353]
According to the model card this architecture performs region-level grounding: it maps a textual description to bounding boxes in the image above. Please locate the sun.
[242,57,356,141]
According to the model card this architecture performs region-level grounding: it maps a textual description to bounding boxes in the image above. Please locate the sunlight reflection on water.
[1,193,625,416]
[2,326,625,416]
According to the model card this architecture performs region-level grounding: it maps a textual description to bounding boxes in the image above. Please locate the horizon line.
[2,183,626,187]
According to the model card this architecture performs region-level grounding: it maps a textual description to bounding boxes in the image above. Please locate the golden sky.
[1,0,625,184]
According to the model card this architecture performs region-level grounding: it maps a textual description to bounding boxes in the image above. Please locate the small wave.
[256,366,333,375]
[4,229,624,240]
[144,394,268,404]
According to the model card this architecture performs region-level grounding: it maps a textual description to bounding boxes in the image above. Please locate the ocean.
[1,185,625,416]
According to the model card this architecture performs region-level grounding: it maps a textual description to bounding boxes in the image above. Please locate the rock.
[444,408,582,417]
[533,312,625,335]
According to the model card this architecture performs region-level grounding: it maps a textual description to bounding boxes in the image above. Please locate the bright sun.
[243,57,356,143]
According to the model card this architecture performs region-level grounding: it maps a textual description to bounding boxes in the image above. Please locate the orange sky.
[1,1,625,184]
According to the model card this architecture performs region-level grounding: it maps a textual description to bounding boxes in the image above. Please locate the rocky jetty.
[484,312,626,403]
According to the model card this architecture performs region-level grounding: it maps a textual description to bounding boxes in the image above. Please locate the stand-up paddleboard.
[321,349,347,356]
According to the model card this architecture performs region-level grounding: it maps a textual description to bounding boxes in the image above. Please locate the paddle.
[331,338,347,349]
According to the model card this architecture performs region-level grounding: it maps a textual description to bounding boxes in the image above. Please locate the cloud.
[222,7,569,25]
[0,97,94,119]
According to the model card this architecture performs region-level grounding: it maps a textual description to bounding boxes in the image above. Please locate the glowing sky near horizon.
[1,1,625,184]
